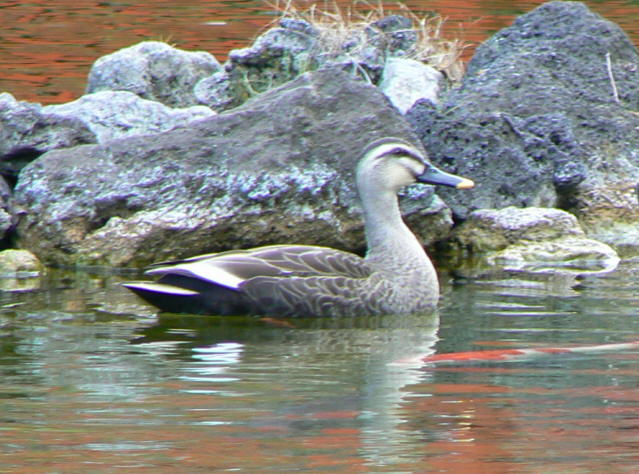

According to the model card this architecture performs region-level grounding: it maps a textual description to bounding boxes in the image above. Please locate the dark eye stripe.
[378,145,423,161]
[362,138,428,164]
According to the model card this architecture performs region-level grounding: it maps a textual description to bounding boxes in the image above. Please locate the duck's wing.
[123,245,374,316]
[145,245,372,290]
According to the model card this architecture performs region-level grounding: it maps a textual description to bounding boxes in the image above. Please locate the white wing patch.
[146,259,245,290]
[122,282,199,296]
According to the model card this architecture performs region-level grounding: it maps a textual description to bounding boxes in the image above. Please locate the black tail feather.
[125,274,255,315]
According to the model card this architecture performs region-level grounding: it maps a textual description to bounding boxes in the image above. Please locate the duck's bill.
[417,165,474,189]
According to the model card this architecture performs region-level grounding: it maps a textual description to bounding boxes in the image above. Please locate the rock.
[485,237,620,274]
[0,92,96,183]
[14,69,454,267]
[406,1,639,254]
[379,58,443,113]
[194,71,237,111]
[565,152,639,257]
[371,15,418,57]
[44,91,215,143]
[196,15,425,111]
[196,19,320,110]
[0,248,44,292]
[0,249,43,275]
[336,14,419,83]
[0,176,14,240]
[451,207,619,274]
[86,41,221,108]
[453,206,583,252]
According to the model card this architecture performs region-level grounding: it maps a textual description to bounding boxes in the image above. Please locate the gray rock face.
[0,92,96,181]
[15,69,454,267]
[452,207,619,274]
[44,91,215,143]
[407,1,639,253]
[86,41,222,107]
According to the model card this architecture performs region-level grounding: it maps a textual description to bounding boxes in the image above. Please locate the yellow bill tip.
[455,177,475,190]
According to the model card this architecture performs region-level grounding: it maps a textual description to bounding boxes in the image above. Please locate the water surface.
[2,1,639,471]
[1,261,638,471]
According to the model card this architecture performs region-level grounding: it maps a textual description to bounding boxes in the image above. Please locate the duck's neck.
[361,189,432,272]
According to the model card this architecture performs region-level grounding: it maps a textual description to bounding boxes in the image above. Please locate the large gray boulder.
[86,41,222,108]
[15,69,455,267]
[44,91,215,143]
[407,1,639,253]
[0,92,96,181]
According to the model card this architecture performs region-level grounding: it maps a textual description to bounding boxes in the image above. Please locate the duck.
[122,137,474,317]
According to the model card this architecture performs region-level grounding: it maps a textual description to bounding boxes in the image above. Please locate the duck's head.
[356,138,474,194]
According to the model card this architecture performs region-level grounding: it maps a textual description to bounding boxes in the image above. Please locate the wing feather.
[122,281,199,296]
[145,244,372,291]
[242,274,388,318]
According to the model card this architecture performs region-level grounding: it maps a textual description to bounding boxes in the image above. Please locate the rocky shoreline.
[1,1,637,277]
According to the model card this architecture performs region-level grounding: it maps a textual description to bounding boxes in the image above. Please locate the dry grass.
[267,0,468,81]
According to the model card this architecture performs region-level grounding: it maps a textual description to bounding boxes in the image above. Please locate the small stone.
[0,249,44,275]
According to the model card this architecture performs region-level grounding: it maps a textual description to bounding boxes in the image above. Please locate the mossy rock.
[0,249,44,275]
